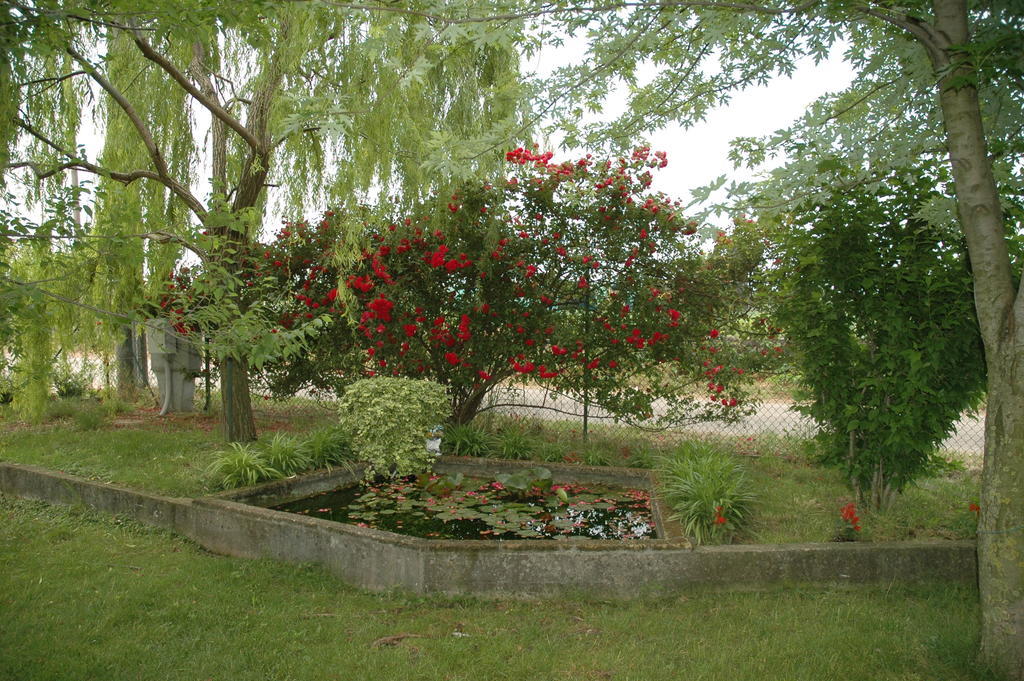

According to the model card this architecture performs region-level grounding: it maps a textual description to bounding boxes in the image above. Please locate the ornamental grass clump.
[490,425,538,460]
[260,432,311,476]
[338,377,449,478]
[658,441,754,545]
[301,426,356,469]
[206,442,282,489]
[441,422,497,457]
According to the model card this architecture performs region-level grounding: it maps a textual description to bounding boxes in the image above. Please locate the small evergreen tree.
[769,167,985,508]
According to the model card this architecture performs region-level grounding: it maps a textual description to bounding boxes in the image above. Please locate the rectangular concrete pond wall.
[0,461,978,598]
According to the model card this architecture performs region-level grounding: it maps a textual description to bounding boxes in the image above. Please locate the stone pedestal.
[146,319,201,413]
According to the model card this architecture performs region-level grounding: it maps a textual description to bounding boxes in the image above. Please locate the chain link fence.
[477,381,986,463]
[49,351,986,466]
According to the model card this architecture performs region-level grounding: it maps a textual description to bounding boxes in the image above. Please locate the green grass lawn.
[737,440,980,543]
[0,495,996,681]
[0,399,981,543]
[0,400,992,679]
[0,398,332,497]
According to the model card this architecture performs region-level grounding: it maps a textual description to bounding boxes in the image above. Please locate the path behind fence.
[482,383,985,461]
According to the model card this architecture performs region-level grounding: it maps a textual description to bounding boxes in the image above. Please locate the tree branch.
[189,41,228,192]
[854,5,947,69]
[66,46,171,178]
[18,70,87,87]
[272,120,365,149]
[312,0,821,23]
[131,33,264,152]
[4,160,83,180]
[817,78,898,125]
[3,229,209,263]
[13,119,207,219]
[273,127,320,149]
[140,230,210,262]
[7,1,156,32]
[2,276,137,321]
[231,20,290,211]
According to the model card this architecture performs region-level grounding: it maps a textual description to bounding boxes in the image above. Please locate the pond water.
[271,474,655,540]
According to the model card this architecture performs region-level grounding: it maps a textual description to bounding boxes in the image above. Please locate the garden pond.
[270,467,655,540]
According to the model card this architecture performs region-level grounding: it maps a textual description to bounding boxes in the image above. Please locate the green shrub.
[52,361,95,399]
[301,426,356,469]
[45,398,80,421]
[206,443,282,489]
[769,169,985,508]
[259,432,311,476]
[442,422,497,457]
[72,406,106,431]
[658,441,755,545]
[337,377,449,478]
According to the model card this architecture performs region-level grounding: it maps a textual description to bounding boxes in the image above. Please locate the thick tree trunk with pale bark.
[929,1,1024,676]
[979,348,1024,679]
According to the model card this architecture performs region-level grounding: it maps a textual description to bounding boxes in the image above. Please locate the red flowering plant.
[255,146,774,425]
[836,502,863,541]
[150,227,335,379]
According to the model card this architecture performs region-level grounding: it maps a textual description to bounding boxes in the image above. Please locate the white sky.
[532,44,856,217]
[642,56,856,203]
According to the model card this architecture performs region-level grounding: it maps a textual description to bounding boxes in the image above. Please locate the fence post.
[223,357,235,439]
[203,336,211,412]
[582,286,590,444]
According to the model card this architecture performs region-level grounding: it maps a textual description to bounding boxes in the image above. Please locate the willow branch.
[66,46,171,178]
[141,230,210,262]
[466,16,651,160]
[132,33,264,152]
[3,276,136,321]
[313,0,821,23]
[190,41,228,191]
[4,160,82,180]
[4,229,209,262]
[7,1,155,32]
[231,20,290,211]
[14,119,207,219]
[18,70,87,87]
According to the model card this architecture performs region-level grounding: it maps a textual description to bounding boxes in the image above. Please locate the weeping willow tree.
[0,15,113,419]
[3,0,531,440]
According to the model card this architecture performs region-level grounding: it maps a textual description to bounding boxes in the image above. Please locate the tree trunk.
[930,1,1024,676]
[134,326,148,388]
[211,44,281,444]
[221,357,257,442]
[979,346,1024,679]
[115,323,148,397]
[203,220,259,443]
[452,386,490,425]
